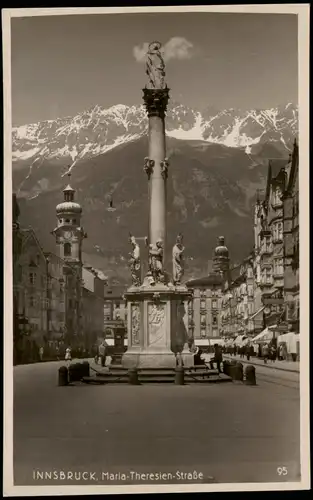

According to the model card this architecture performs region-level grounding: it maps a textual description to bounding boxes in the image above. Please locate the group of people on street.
[259,343,280,363]
[191,343,223,373]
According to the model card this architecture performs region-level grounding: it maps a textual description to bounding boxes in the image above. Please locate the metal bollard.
[82,361,90,378]
[223,361,230,376]
[68,363,80,383]
[233,362,244,381]
[244,365,256,385]
[58,366,69,386]
[175,366,185,385]
[128,368,139,385]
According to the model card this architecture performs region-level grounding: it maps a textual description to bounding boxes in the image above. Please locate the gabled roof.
[104,285,127,299]
[186,273,223,288]
[265,158,288,202]
[286,139,299,193]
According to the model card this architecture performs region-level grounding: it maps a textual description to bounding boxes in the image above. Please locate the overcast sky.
[11,12,298,126]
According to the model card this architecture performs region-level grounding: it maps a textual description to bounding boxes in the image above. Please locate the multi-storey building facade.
[81,266,105,347]
[186,236,229,341]
[103,283,128,341]
[221,255,257,338]
[282,139,299,331]
[13,175,108,363]
[186,275,224,340]
[253,159,287,327]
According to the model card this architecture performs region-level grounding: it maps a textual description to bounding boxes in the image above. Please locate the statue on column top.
[146,41,166,90]
[172,233,185,285]
[128,234,141,287]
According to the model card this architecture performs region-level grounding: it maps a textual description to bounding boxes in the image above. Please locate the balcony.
[272,236,283,244]
[260,246,273,256]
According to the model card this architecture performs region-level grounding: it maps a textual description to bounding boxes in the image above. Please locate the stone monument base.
[122,351,176,369]
[121,282,193,370]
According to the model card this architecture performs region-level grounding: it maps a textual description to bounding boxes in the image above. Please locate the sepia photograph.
[3,4,310,495]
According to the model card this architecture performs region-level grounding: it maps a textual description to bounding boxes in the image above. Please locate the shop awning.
[252,327,274,343]
[250,306,265,320]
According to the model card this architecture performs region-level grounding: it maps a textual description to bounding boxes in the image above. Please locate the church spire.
[63,169,76,203]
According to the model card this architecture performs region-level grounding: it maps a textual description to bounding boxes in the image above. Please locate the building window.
[200,300,206,310]
[43,298,50,309]
[266,269,272,284]
[212,316,218,325]
[212,300,217,309]
[64,243,72,257]
[29,272,36,285]
[265,236,272,253]
[273,221,283,242]
[29,296,36,307]
[65,219,70,223]
[72,219,77,224]
[272,186,282,207]
[273,258,284,276]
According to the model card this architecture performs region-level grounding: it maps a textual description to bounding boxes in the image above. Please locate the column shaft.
[148,115,166,251]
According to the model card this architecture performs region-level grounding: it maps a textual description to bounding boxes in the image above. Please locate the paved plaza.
[14,360,300,486]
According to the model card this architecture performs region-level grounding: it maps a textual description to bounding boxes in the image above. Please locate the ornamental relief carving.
[148,302,166,346]
[131,303,140,345]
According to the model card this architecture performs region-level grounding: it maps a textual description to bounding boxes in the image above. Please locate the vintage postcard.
[3,4,310,495]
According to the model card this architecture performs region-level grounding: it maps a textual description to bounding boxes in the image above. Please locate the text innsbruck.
[33,470,205,482]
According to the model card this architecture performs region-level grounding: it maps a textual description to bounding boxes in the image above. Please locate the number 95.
[277,467,288,476]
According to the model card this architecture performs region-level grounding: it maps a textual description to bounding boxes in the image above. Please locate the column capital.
[142,87,170,118]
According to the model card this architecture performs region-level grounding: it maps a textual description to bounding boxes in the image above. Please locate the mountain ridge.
[12,102,297,283]
[13,102,298,167]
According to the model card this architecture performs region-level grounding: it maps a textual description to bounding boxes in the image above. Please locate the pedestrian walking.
[245,344,251,361]
[39,346,44,362]
[262,343,269,364]
[270,345,277,363]
[209,344,223,373]
[249,344,254,359]
[98,340,108,367]
[65,346,72,365]
[278,344,284,361]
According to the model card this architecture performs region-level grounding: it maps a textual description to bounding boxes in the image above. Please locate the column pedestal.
[122,283,194,369]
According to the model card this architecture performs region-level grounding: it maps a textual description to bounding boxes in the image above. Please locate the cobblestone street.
[14,360,300,486]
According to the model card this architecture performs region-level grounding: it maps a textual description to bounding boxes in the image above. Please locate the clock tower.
[53,173,86,275]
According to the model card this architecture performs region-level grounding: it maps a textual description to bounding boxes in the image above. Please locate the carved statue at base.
[172,233,185,285]
[128,234,141,287]
[145,237,165,284]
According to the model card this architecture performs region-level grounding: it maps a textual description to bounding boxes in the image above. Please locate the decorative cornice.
[142,87,170,118]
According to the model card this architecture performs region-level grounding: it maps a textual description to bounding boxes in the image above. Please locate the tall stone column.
[122,41,194,369]
[143,87,169,254]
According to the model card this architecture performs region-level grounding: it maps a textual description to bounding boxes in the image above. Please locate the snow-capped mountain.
[12,102,298,165]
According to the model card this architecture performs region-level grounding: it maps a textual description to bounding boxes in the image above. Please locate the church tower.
[212,236,230,281]
[53,173,86,275]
